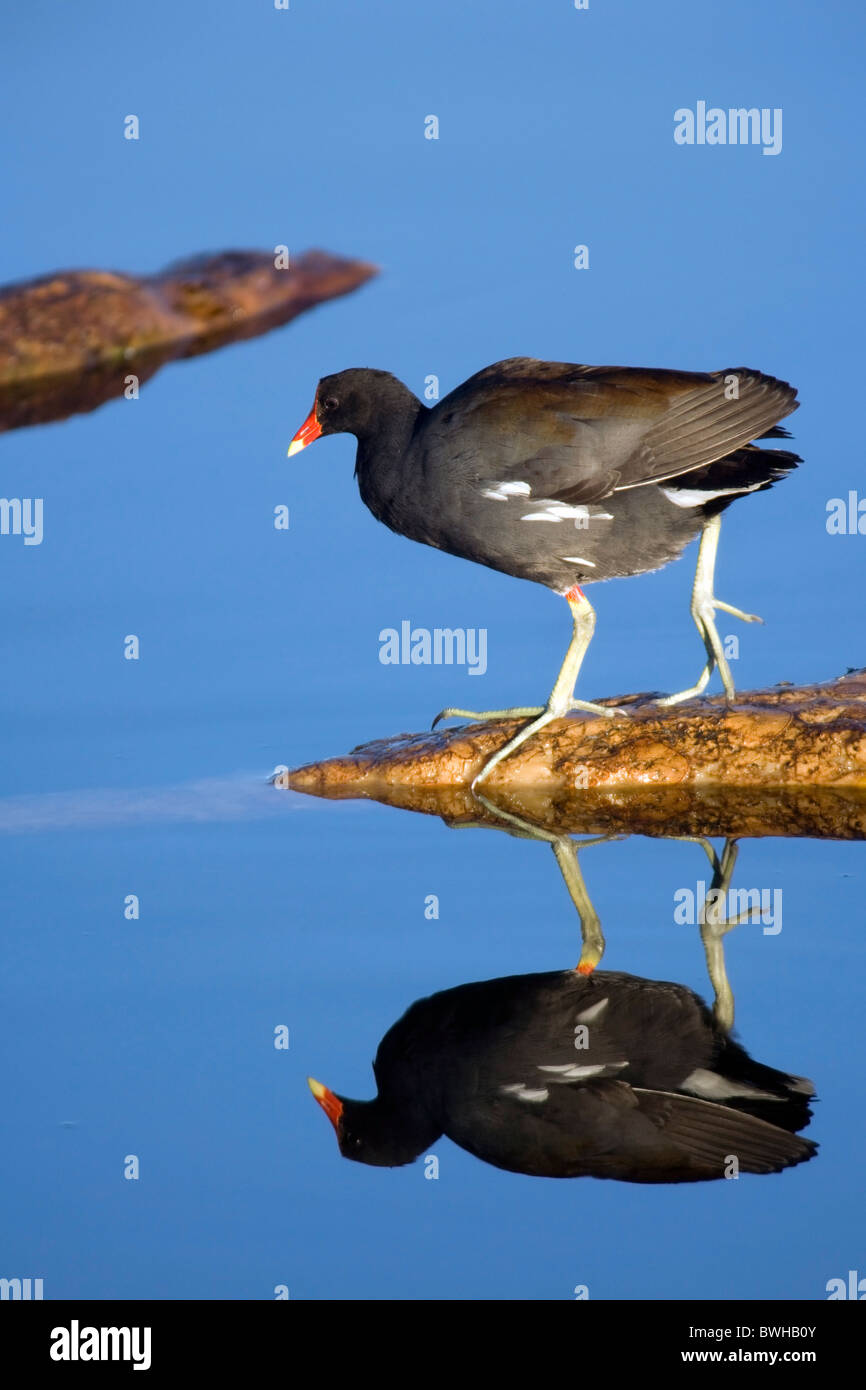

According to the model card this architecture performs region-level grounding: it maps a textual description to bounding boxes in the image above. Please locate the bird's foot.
[656,675,713,707]
[432,705,545,729]
[433,695,629,788]
[433,697,626,729]
[471,707,562,787]
[711,599,763,626]
[469,701,625,787]
[566,697,628,719]
[657,594,763,706]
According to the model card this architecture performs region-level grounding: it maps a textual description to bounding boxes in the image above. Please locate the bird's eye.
[322,396,339,412]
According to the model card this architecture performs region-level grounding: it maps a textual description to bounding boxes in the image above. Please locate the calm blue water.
[1,0,864,1301]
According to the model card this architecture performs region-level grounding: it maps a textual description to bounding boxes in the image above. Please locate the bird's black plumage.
[296,359,799,594]
[310,970,817,1183]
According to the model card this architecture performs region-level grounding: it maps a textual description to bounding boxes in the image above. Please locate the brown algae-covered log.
[0,248,377,431]
[278,673,866,839]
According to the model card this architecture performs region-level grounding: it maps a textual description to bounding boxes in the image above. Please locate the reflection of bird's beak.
[307,1076,343,1131]
[288,403,322,456]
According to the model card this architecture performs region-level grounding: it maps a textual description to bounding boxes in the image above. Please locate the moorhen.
[307,969,816,1183]
[289,359,799,781]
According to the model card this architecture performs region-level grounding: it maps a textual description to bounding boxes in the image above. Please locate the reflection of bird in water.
[308,968,817,1182]
[465,792,765,1027]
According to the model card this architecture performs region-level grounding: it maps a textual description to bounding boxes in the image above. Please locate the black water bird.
[289,359,799,781]
[307,969,816,1183]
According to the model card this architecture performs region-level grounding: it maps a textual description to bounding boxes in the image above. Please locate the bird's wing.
[428,358,798,505]
[629,1088,817,1177]
[444,1075,642,1176]
[448,1078,816,1181]
[622,368,799,490]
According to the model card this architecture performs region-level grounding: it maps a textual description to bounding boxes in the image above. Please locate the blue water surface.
[1,0,864,1300]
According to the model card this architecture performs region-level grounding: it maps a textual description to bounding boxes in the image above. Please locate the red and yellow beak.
[288,401,322,457]
[307,1076,343,1132]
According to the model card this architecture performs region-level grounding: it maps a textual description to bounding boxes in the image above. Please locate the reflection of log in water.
[0,248,376,433]
[281,672,866,839]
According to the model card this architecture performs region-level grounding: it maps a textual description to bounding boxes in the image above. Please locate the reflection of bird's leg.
[471,792,617,973]
[658,515,763,706]
[551,837,606,976]
[697,837,740,1034]
[671,833,723,876]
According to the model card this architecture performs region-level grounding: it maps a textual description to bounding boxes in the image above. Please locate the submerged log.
[0,248,376,432]
[278,672,866,840]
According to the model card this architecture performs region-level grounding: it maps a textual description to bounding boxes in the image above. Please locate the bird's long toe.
[712,598,764,624]
[567,698,630,718]
[432,705,546,729]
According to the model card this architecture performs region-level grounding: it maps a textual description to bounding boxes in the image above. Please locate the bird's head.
[307,1076,435,1168]
[288,368,419,454]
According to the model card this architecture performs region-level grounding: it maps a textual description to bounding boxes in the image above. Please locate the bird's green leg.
[433,588,626,784]
[469,590,618,785]
[694,837,741,1034]
[668,835,741,1030]
[658,514,763,706]
[471,790,617,972]
[551,837,607,976]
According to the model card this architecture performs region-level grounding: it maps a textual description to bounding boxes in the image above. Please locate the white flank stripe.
[537,1063,621,1080]
[522,503,590,522]
[501,1083,549,1103]
[481,481,532,500]
[520,503,614,523]
[576,998,609,1024]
